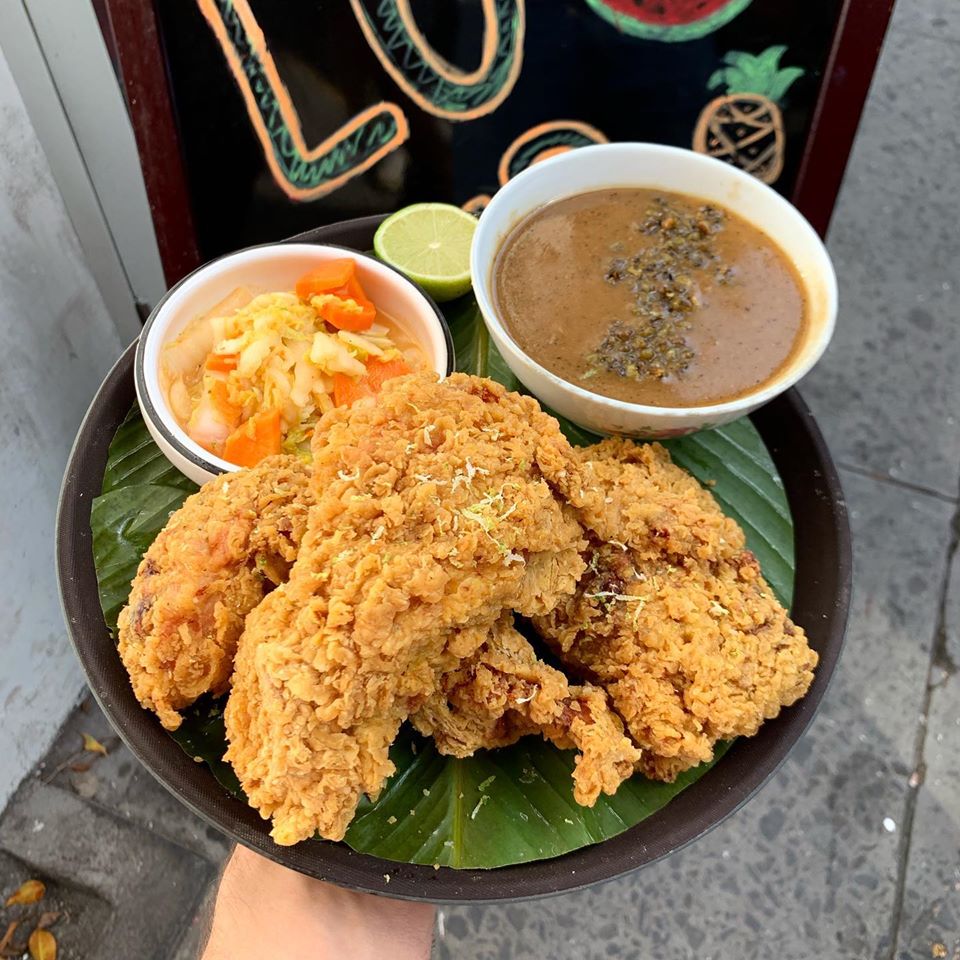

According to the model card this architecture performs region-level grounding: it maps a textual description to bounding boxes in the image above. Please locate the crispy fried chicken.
[412,615,639,804]
[537,439,818,781]
[117,456,311,730]
[225,375,586,844]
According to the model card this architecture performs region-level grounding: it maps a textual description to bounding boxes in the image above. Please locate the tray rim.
[56,215,852,904]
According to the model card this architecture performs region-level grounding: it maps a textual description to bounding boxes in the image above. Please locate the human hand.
[201,845,436,960]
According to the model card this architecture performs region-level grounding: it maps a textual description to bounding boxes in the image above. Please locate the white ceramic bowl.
[136,243,454,485]
[470,143,838,438]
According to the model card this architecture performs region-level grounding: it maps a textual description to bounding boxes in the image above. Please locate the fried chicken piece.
[117,456,312,730]
[537,438,818,781]
[553,436,745,564]
[225,374,586,844]
[413,616,639,804]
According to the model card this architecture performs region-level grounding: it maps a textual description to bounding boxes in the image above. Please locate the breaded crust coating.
[413,615,639,805]
[536,439,818,780]
[117,456,312,730]
[225,375,586,844]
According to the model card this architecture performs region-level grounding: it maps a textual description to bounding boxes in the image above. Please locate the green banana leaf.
[101,406,197,494]
[89,291,793,869]
[91,483,195,633]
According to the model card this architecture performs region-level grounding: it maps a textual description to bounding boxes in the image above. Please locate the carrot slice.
[332,358,412,407]
[341,274,371,304]
[207,379,242,426]
[332,373,376,407]
[364,357,412,391]
[317,295,376,332]
[223,409,281,467]
[296,260,357,300]
[205,352,239,373]
[297,260,378,330]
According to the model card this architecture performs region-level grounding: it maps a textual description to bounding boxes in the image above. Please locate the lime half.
[374,203,477,302]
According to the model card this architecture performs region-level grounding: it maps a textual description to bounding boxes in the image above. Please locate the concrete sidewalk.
[2,0,958,956]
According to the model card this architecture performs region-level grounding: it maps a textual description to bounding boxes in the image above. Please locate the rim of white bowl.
[135,242,455,478]
[470,142,838,421]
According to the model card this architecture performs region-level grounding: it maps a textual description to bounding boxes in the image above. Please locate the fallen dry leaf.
[35,913,59,930]
[69,762,91,774]
[4,880,45,906]
[81,734,107,756]
[0,922,18,951]
[28,928,56,960]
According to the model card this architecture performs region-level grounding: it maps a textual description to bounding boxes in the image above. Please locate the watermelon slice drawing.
[583,0,753,42]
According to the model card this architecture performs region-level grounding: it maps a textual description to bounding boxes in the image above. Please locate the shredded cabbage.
[162,286,423,461]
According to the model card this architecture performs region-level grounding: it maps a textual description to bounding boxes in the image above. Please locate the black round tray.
[56,216,852,903]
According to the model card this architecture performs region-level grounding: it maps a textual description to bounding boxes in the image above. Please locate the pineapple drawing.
[692,45,804,185]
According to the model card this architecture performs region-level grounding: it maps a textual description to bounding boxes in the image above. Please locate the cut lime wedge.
[373,203,477,302]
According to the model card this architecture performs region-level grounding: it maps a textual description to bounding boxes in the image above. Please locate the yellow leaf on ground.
[81,734,107,756]
[4,880,45,906]
[28,928,56,960]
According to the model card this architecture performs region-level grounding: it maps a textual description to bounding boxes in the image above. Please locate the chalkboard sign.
[96,0,894,284]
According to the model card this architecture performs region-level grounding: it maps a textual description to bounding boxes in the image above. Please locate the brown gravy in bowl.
[493,188,808,408]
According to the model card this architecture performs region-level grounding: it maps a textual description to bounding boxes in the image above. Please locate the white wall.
[0,0,160,342]
[15,0,166,312]
[0,47,125,806]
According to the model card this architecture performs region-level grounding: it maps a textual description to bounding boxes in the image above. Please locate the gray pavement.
[4,0,958,956]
